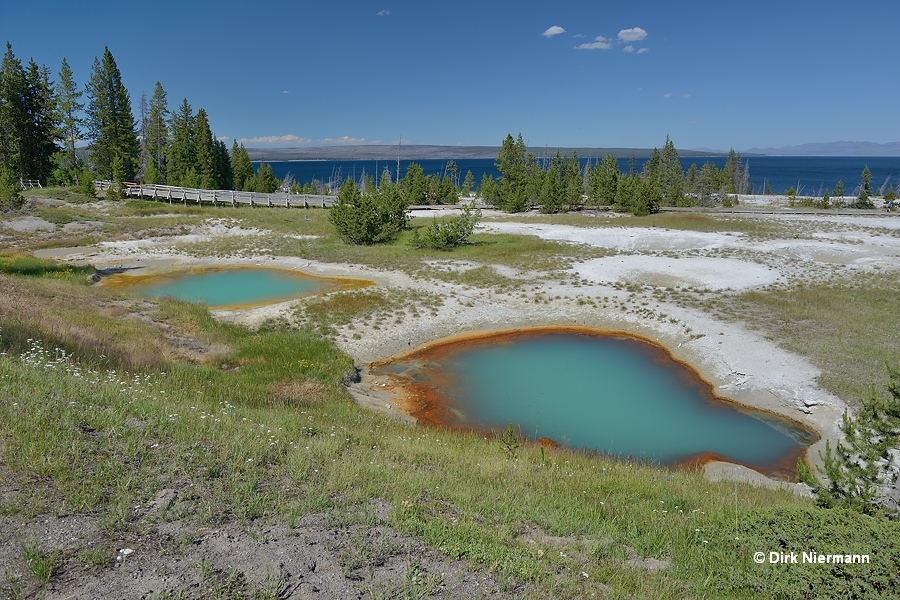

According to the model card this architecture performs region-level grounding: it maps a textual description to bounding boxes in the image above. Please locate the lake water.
[106,267,368,309]
[261,156,900,197]
[375,330,816,478]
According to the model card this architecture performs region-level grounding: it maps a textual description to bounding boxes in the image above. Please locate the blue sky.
[3,1,899,150]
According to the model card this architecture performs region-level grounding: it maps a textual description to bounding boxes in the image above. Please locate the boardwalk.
[96,181,337,208]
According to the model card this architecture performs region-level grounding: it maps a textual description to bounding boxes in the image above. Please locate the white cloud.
[281,90,290,94]
[377,9,389,16]
[618,27,647,42]
[663,92,691,100]
[637,48,649,54]
[238,134,312,146]
[663,93,673,99]
[321,136,367,144]
[542,25,566,37]
[575,36,612,50]
[623,45,634,53]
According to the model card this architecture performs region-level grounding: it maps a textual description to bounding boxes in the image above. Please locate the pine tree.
[723,149,743,193]
[593,154,620,206]
[0,44,59,183]
[166,98,194,186]
[254,162,279,193]
[461,170,475,196]
[85,47,139,181]
[146,82,168,180]
[479,173,497,205]
[538,151,562,213]
[54,57,83,182]
[192,108,216,189]
[230,141,253,191]
[0,42,27,178]
[137,91,150,182]
[495,133,535,212]
[20,60,58,184]
[685,163,700,197]
[855,166,874,208]
[799,366,900,517]
[658,136,683,205]
[400,162,428,205]
[213,139,231,190]
[564,151,583,211]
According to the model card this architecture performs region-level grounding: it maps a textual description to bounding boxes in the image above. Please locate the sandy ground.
[34,203,900,488]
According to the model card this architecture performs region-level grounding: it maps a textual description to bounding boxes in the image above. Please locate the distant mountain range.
[743,141,900,156]
[246,144,724,161]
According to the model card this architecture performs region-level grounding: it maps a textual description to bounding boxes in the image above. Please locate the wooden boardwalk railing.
[94,181,337,208]
[18,179,42,190]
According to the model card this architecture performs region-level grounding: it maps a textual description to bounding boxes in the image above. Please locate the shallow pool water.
[375,330,816,478]
[105,266,369,308]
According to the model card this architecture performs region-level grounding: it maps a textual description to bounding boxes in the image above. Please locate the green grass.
[2,269,899,598]
[3,197,900,597]
[21,541,60,583]
[0,254,96,282]
[22,186,97,205]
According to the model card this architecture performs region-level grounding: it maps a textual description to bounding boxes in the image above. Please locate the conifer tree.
[146,82,168,179]
[20,60,58,184]
[400,162,428,205]
[685,163,700,198]
[461,170,475,196]
[564,150,583,210]
[54,57,83,182]
[192,108,216,189]
[230,141,253,191]
[855,166,874,208]
[254,162,279,193]
[589,154,620,206]
[0,44,59,183]
[538,151,563,213]
[137,91,150,182]
[85,47,139,181]
[213,139,231,190]
[479,173,497,205]
[658,136,684,205]
[0,42,26,177]
[834,180,845,198]
[166,98,194,186]
[799,366,900,517]
[495,133,535,212]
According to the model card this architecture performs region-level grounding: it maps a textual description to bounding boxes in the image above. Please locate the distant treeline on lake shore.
[245,144,727,162]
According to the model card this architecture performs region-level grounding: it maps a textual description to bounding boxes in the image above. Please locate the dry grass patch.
[272,379,327,406]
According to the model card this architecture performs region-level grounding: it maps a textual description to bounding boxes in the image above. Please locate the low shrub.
[409,203,481,250]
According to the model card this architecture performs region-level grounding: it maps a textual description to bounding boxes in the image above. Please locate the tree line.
[484,133,753,215]
[484,133,891,215]
[0,42,287,206]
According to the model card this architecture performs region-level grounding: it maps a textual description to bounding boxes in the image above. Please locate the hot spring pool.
[102,266,371,308]
[373,329,817,478]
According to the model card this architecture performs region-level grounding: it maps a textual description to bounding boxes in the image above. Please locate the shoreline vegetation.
[2,186,899,597]
[244,144,732,162]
